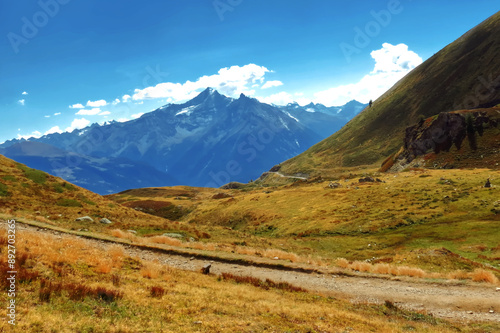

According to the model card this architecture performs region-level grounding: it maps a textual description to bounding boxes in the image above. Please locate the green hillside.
[279,11,500,177]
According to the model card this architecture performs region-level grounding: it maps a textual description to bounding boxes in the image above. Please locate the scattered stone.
[189,237,196,242]
[99,218,112,224]
[75,216,94,222]
[273,257,279,260]
[376,178,383,182]
[190,257,195,261]
[127,230,137,234]
[35,211,41,215]
[468,311,473,314]
[329,182,342,189]
[496,287,500,292]
[359,177,375,183]
[484,178,491,188]
[200,264,211,275]
[163,233,184,239]
[490,310,495,313]
[193,321,203,325]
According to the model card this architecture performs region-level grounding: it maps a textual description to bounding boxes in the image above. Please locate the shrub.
[141,263,160,279]
[336,258,350,269]
[470,269,499,284]
[17,165,47,184]
[350,261,371,272]
[56,198,83,207]
[150,286,166,298]
[0,182,9,197]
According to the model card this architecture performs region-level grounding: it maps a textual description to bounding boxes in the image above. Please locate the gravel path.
[9,222,500,323]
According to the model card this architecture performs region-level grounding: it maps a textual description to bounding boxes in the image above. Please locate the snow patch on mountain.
[176,105,197,116]
[285,112,299,122]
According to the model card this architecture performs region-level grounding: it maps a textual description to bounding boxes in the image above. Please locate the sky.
[0,0,498,143]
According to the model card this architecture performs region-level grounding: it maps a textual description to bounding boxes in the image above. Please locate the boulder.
[359,177,375,183]
[484,179,492,188]
[75,216,94,222]
[99,218,112,224]
[163,233,184,239]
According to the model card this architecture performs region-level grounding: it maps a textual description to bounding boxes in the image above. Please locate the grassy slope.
[0,154,210,238]
[111,168,500,275]
[279,11,500,176]
[2,227,497,333]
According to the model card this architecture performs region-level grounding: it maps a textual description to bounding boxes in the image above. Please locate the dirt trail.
[12,223,500,323]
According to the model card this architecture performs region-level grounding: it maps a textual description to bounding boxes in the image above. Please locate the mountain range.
[0,89,365,194]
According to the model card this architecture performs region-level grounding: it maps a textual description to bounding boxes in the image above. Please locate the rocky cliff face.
[384,108,500,171]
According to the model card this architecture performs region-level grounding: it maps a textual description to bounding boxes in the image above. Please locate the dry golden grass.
[140,262,161,279]
[0,226,478,333]
[470,268,499,284]
[149,235,182,247]
[349,260,371,272]
[336,257,350,269]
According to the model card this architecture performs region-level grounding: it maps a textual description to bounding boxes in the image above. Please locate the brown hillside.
[279,11,500,177]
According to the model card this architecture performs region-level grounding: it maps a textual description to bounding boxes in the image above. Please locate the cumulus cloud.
[99,111,111,116]
[314,43,423,106]
[17,130,41,140]
[132,64,270,102]
[122,94,132,103]
[112,98,120,105]
[261,80,284,89]
[65,118,90,132]
[76,108,103,116]
[44,115,50,118]
[54,112,61,116]
[18,99,25,106]
[69,103,84,109]
[22,91,28,95]
[45,126,63,135]
[86,99,107,107]
[258,92,294,105]
[131,113,144,119]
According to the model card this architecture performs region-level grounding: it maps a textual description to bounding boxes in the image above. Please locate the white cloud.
[132,64,270,102]
[112,98,120,105]
[117,118,129,123]
[22,91,28,95]
[122,94,132,103]
[314,43,423,106]
[261,80,283,89]
[45,126,63,135]
[98,111,111,116]
[76,108,102,116]
[86,99,107,107]
[65,118,90,132]
[131,113,144,119]
[18,99,25,106]
[54,112,61,116]
[44,115,50,118]
[69,103,84,109]
[17,131,41,140]
[257,92,294,106]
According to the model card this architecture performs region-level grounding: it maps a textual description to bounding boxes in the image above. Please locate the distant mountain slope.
[278,100,366,138]
[0,142,177,194]
[1,89,364,191]
[279,11,500,176]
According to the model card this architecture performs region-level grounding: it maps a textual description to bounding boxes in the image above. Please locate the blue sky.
[1,0,498,143]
